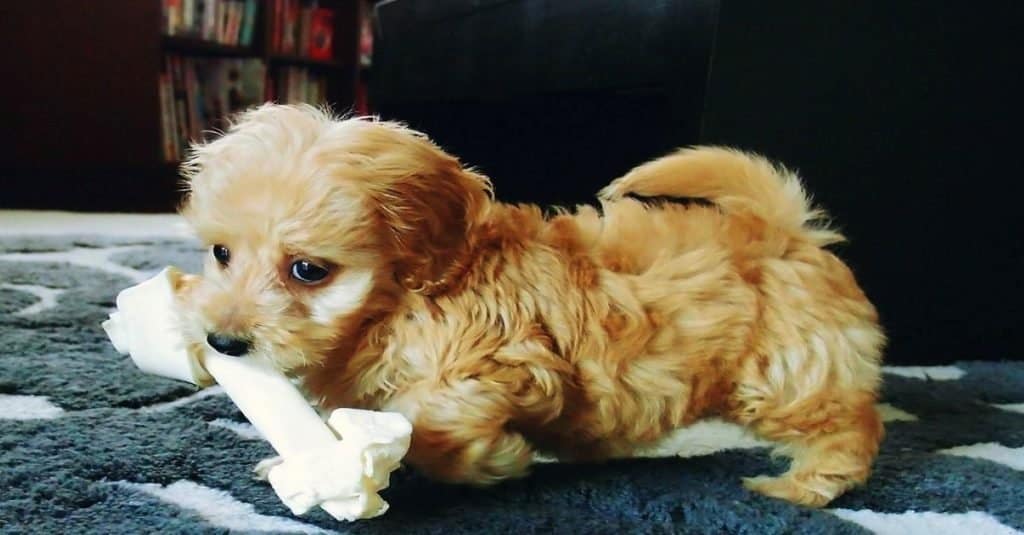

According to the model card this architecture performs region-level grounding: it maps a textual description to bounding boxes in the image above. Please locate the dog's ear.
[372,159,491,295]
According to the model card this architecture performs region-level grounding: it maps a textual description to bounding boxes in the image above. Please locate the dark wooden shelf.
[268,54,348,70]
[162,35,256,57]
[1,0,367,212]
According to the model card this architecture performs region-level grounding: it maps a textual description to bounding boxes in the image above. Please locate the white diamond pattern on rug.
[114,480,335,534]
[882,365,966,380]
[209,418,263,440]
[138,386,225,413]
[0,394,64,420]
[993,403,1024,414]
[830,509,1023,535]
[877,403,919,422]
[939,443,1024,471]
[0,246,153,283]
[0,283,65,316]
[633,418,770,458]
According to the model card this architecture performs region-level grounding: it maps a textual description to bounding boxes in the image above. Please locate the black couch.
[371,0,1023,365]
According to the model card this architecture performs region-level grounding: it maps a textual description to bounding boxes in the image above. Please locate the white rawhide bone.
[101,267,412,521]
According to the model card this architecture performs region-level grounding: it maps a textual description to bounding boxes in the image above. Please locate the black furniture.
[371,0,1022,365]
[372,0,719,206]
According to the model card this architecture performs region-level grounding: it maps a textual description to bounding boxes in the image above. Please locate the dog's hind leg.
[729,337,884,506]
[738,393,883,507]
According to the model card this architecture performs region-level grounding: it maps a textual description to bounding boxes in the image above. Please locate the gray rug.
[1,234,1023,534]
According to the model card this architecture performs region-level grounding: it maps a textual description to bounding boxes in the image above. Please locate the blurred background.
[0,0,1020,365]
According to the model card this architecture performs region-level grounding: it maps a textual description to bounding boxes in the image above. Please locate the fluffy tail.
[599,146,843,246]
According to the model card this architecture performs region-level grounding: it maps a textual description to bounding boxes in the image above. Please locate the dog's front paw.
[253,456,284,481]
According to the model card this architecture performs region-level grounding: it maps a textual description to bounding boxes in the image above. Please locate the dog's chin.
[247,324,338,372]
[251,343,311,373]
[188,333,329,373]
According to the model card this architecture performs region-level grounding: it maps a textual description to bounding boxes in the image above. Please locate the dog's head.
[179,104,490,370]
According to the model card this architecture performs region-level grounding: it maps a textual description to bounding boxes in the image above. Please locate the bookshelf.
[0,0,370,212]
[160,0,368,165]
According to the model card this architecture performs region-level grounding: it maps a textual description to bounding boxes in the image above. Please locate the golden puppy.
[179,104,884,507]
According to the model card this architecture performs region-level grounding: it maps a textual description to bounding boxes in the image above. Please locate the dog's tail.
[598,146,843,246]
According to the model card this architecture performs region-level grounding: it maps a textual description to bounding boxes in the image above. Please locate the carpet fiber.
[1,232,1023,534]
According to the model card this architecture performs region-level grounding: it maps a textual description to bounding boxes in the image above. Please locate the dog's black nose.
[206,333,252,357]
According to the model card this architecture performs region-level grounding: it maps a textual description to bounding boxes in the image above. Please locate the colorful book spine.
[272,0,283,52]
[164,0,182,35]
[226,1,241,45]
[217,0,229,43]
[201,0,218,40]
[158,73,177,161]
[297,6,312,55]
[240,0,258,46]
[184,58,202,140]
[308,8,334,60]
[182,0,195,34]
[281,0,299,54]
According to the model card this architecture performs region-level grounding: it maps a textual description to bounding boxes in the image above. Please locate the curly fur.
[179,104,885,507]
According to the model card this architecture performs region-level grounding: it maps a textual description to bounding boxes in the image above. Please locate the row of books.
[159,55,266,161]
[268,67,330,106]
[163,0,259,47]
[270,0,335,60]
[159,56,332,161]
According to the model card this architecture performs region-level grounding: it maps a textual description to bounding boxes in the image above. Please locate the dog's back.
[559,147,886,506]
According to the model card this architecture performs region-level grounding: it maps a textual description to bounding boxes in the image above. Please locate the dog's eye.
[291,260,329,284]
[212,244,230,266]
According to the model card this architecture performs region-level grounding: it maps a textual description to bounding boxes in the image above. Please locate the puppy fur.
[179,104,885,507]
